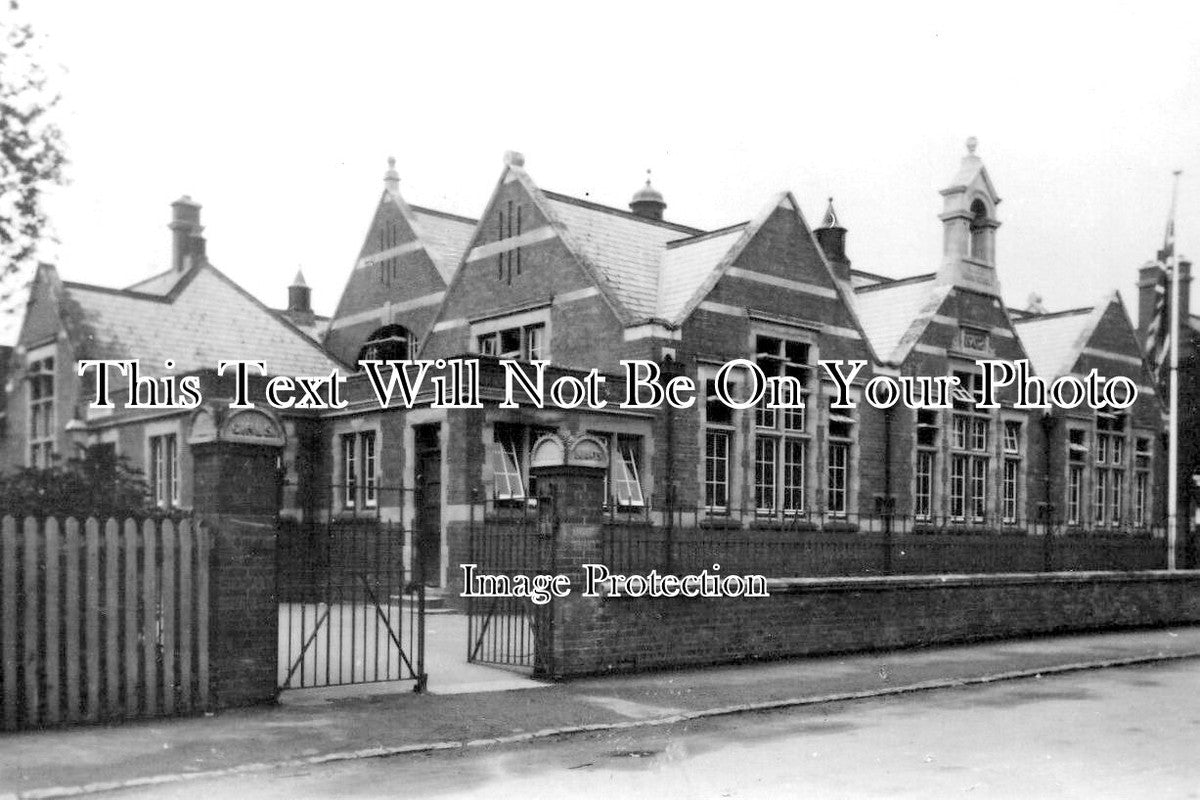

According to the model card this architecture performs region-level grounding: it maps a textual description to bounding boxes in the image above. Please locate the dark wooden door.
[414,426,442,586]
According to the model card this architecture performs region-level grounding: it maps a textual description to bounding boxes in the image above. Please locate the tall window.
[496,199,524,284]
[1094,413,1126,526]
[150,434,179,509]
[27,355,55,468]
[753,335,812,515]
[1134,437,1151,527]
[950,369,988,522]
[1002,420,1022,524]
[1067,428,1088,525]
[969,199,989,261]
[477,323,546,361]
[826,397,854,517]
[704,378,734,512]
[915,409,939,520]
[340,431,378,510]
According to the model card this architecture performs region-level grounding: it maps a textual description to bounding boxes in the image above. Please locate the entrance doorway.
[413,424,442,587]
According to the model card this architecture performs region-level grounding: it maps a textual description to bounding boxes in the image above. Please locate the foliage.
[0,444,153,520]
[0,1,66,307]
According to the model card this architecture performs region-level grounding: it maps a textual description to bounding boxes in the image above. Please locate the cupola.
[629,170,666,220]
[935,137,1003,296]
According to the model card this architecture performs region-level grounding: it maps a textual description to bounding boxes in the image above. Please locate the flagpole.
[1167,169,1182,571]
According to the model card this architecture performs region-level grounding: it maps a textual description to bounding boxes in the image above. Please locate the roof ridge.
[854,272,936,294]
[541,189,703,235]
[849,268,896,283]
[1011,306,1094,323]
[666,221,750,248]
[408,204,478,226]
[62,280,173,303]
[124,266,178,291]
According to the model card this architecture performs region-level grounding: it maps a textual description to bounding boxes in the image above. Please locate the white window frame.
[471,308,551,363]
[26,346,56,468]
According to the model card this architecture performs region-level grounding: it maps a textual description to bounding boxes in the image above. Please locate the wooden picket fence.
[0,516,210,731]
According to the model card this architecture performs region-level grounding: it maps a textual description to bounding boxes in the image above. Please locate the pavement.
[2,625,1199,799]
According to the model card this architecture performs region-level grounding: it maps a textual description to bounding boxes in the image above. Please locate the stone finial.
[504,150,526,167]
[383,156,400,193]
[821,197,840,229]
[966,136,978,155]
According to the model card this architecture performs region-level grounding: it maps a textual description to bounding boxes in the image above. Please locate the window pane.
[783,439,806,512]
[705,430,729,510]
[755,437,776,512]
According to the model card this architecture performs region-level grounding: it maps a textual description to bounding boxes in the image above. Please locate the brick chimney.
[170,196,205,271]
[814,198,851,282]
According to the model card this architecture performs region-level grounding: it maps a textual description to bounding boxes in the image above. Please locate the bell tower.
[935,137,1003,296]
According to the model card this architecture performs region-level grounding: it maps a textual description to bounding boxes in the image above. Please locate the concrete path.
[2,626,1199,798]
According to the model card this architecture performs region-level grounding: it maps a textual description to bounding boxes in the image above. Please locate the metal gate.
[466,497,556,676]
[276,518,426,691]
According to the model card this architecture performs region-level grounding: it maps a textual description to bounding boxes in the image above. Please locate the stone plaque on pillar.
[529,433,609,518]
[188,403,285,516]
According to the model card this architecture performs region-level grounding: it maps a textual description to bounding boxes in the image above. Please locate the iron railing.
[600,510,1177,578]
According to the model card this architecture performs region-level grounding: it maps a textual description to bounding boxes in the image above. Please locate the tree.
[0,0,66,308]
[0,444,152,520]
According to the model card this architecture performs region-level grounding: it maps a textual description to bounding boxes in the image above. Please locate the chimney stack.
[815,198,851,282]
[170,196,204,272]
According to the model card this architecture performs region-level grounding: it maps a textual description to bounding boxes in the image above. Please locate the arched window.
[357,324,412,364]
[969,199,990,261]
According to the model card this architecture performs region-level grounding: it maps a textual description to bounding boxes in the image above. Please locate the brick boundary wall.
[546,523,1200,679]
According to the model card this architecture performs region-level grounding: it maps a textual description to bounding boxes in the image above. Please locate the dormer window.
[357,324,412,364]
[969,199,990,261]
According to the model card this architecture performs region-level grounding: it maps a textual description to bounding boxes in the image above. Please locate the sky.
[11,1,1200,343]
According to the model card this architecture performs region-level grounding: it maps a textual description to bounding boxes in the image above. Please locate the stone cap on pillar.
[530,432,608,470]
[188,403,286,447]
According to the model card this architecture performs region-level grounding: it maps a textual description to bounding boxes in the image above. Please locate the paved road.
[109,659,1200,799]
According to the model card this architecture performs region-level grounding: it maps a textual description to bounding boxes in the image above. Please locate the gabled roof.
[540,191,702,319]
[851,274,945,364]
[657,224,748,321]
[408,204,477,284]
[61,262,343,378]
[1011,294,1116,378]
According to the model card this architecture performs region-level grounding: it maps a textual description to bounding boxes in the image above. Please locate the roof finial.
[821,197,839,229]
[383,156,400,193]
[966,136,978,156]
[646,168,653,186]
[292,268,307,287]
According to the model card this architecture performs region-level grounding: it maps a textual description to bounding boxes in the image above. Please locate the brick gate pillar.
[527,434,610,679]
[188,404,285,708]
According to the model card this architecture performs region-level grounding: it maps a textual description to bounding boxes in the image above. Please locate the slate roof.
[657,225,749,321]
[1011,304,1102,378]
[408,205,477,284]
[540,192,702,319]
[125,267,185,295]
[64,264,343,377]
[852,274,944,363]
